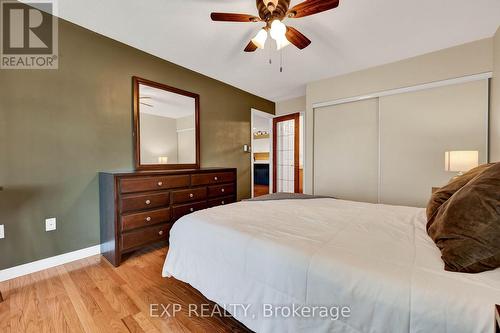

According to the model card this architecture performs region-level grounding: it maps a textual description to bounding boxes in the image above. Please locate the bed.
[162,198,500,333]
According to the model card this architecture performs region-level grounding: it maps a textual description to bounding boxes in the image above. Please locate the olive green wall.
[0,19,274,270]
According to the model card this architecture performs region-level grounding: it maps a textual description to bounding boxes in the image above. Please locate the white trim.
[311,109,315,195]
[176,128,194,133]
[486,78,491,163]
[312,72,493,109]
[0,245,101,282]
[300,112,306,193]
[377,98,381,204]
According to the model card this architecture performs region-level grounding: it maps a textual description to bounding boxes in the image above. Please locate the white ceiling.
[57,0,500,102]
[139,84,195,119]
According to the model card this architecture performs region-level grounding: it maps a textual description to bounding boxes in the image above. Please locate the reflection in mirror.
[139,83,196,166]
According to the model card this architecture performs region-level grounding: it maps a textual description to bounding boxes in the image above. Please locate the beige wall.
[140,114,178,164]
[176,116,196,164]
[276,96,306,115]
[492,27,500,162]
[305,38,494,194]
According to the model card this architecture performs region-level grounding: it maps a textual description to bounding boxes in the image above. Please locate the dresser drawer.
[208,196,235,208]
[172,201,207,220]
[208,183,235,198]
[120,175,190,193]
[121,192,170,213]
[121,223,170,252]
[172,187,207,204]
[121,208,171,232]
[191,172,235,186]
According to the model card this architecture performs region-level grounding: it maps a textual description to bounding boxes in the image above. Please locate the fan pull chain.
[269,45,272,64]
[280,49,283,73]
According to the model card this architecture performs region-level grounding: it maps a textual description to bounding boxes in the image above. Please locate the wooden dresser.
[99,168,237,266]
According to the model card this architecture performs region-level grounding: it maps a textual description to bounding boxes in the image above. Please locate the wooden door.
[273,113,300,193]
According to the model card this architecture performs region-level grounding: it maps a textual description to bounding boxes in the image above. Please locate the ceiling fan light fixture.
[251,29,268,49]
[212,0,331,53]
[269,20,285,40]
[276,37,291,50]
[270,19,290,50]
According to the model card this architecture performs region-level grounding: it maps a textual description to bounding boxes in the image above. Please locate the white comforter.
[163,198,500,333]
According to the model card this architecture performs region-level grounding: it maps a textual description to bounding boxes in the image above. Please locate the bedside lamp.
[445,151,479,176]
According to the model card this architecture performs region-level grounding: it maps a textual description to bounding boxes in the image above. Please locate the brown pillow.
[427,162,500,273]
[426,163,492,231]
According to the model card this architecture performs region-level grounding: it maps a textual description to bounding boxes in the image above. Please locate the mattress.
[162,198,500,333]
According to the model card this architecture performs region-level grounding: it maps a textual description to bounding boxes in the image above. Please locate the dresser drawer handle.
[221,188,225,193]
[214,176,218,181]
[157,181,163,187]
[221,201,225,205]
[189,193,194,198]
[145,216,151,222]
[190,207,194,212]
[158,230,164,236]
[145,200,151,205]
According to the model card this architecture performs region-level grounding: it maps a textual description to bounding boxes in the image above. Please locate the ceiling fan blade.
[285,26,311,50]
[211,13,261,22]
[244,40,258,52]
[287,0,340,19]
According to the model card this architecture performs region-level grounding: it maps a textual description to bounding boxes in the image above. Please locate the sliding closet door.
[379,80,488,207]
[314,98,379,203]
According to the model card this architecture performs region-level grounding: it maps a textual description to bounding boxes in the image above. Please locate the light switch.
[45,218,56,232]
[0,225,4,239]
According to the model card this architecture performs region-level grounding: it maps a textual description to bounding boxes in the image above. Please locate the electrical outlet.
[45,218,56,232]
[0,225,4,239]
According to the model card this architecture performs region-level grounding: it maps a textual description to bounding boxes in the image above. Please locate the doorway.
[251,109,273,198]
[251,110,304,197]
[273,113,303,193]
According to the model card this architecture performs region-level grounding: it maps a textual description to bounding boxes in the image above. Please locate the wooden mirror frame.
[133,76,200,170]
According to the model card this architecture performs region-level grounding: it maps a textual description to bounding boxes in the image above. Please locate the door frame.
[251,109,274,198]
[273,113,300,193]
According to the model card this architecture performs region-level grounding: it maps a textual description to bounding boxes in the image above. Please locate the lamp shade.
[251,29,267,49]
[269,20,290,50]
[444,151,479,172]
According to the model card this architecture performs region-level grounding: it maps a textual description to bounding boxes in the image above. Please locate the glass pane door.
[273,113,300,193]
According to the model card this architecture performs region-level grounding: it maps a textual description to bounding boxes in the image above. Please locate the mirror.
[133,77,200,170]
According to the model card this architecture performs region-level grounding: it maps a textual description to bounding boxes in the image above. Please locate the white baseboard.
[0,245,101,282]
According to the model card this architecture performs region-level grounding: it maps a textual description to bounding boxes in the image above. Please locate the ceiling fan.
[211,0,340,52]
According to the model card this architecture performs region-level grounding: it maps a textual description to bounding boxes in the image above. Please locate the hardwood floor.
[0,244,251,333]
[253,185,269,197]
